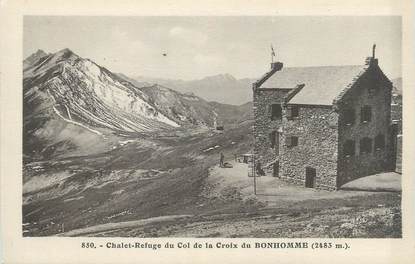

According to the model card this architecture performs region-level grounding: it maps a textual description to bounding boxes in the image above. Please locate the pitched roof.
[258,65,367,105]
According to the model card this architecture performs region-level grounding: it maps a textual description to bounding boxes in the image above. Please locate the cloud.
[169,26,208,46]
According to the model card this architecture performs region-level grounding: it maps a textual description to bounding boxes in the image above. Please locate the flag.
[271,44,276,57]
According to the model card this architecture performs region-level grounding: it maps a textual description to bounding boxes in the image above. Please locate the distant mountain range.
[124,74,256,105]
[125,72,402,106]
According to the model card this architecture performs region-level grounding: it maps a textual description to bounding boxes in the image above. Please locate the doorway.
[270,131,280,155]
[305,167,316,188]
[275,132,280,155]
[273,161,279,177]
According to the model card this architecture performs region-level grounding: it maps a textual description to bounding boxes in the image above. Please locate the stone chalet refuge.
[252,52,398,190]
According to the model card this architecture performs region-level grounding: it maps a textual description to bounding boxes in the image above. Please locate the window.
[287,105,299,120]
[270,104,282,120]
[360,137,373,154]
[375,134,385,150]
[285,136,298,147]
[343,108,355,125]
[343,140,355,157]
[368,87,376,96]
[361,106,372,123]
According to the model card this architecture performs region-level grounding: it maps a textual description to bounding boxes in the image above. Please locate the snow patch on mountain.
[24,48,179,134]
[52,106,104,137]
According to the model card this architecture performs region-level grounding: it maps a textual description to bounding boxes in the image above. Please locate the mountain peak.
[23,49,50,70]
[44,48,81,65]
[24,49,48,62]
[54,48,77,59]
[222,73,236,79]
[24,48,82,77]
[34,49,47,56]
[203,73,236,82]
[56,48,72,53]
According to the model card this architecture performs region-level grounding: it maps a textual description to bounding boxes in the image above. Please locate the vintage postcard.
[1,0,414,263]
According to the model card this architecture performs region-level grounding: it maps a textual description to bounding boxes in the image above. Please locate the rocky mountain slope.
[23,49,235,160]
[209,101,253,125]
[139,84,217,127]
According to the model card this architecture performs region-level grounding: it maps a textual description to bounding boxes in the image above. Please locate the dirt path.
[57,214,193,237]
[206,161,393,206]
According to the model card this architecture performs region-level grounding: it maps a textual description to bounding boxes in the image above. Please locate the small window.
[343,108,355,125]
[368,87,376,96]
[287,105,299,120]
[375,134,385,150]
[343,140,355,157]
[286,136,298,147]
[361,106,372,123]
[270,104,282,120]
[360,137,373,154]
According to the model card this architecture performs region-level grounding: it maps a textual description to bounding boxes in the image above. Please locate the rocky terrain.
[22,49,401,238]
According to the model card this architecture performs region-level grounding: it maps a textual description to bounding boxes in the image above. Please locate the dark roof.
[259,65,367,105]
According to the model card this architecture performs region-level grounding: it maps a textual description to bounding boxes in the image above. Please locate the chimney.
[365,57,378,66]
[365,44,378,66]
[253,61,284,90]
[271,62,283,71]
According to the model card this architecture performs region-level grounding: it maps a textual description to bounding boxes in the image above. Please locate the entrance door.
[275,132,280,156]
[305,167,316,188]
[273,161,279,177]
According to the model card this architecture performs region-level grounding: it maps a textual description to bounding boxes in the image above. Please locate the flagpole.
[271,44,275,64]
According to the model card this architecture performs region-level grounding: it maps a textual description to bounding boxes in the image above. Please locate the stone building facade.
[253,55,396,190]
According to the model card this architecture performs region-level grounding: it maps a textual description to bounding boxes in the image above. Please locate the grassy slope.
[23,122,254,236]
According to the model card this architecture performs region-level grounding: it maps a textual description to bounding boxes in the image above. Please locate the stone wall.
[279,106,339,190]
[253,88,291,169]
[336,66,394,187]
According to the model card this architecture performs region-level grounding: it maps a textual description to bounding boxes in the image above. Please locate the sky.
[24,16,401,80]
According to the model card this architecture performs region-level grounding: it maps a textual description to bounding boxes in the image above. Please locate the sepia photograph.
[21,15,403,238]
